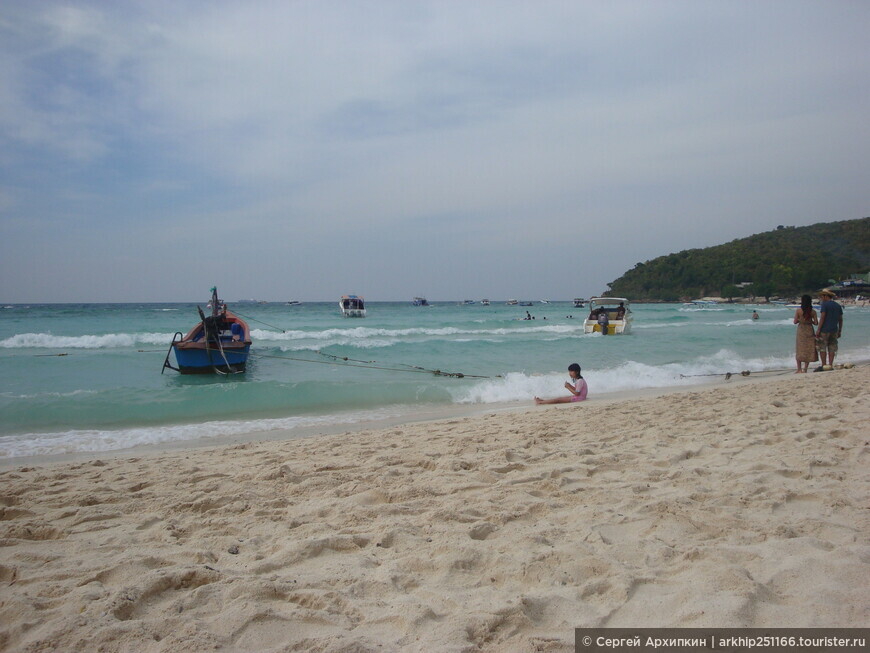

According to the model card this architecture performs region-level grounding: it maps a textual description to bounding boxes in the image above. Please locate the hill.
[605,217,870,301]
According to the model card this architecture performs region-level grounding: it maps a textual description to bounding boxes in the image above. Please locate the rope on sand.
[680,363,858,381]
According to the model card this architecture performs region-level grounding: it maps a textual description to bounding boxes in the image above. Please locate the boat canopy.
[588,297,629,306]
[341,295,365,308]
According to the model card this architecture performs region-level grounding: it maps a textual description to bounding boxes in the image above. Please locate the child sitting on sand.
[535,363,588,405]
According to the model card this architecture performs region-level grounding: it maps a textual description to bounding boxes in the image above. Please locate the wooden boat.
[163,287,251,374]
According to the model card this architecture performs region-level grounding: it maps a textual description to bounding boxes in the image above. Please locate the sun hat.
[818,289,836,297]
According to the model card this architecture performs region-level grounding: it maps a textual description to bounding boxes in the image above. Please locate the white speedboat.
[339,295,366,317]
[481,299,490,306]
[583,297,632,335]
[573,298,585,308]
[506,299,518,305]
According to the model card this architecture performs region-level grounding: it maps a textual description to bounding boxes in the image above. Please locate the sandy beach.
[1,367,868,652]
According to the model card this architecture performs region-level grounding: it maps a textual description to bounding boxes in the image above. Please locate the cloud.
[0,0,868,301]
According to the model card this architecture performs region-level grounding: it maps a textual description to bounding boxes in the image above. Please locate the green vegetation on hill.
[605,217,870,301]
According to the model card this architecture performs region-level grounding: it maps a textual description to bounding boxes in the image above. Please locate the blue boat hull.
[173,344,250,374]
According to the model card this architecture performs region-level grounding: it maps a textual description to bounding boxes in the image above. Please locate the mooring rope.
[678,364,860,380]
[252,351,498,379]
[315,350,377,364]
[679,368,793,378]
[229,311,286,333]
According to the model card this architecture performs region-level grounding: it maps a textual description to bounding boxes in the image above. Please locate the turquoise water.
[2,300,868,458]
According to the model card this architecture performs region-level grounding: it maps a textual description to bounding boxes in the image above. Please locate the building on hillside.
[828,273,869,299]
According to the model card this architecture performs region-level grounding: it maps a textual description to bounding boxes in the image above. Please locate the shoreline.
[0,366,827,471]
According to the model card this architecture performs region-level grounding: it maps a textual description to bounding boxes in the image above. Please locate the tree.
[604,217,869,300]
[771,264,794,294]
[721,284,741,301]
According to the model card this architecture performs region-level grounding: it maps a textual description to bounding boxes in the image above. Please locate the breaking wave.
[1,332,177,349]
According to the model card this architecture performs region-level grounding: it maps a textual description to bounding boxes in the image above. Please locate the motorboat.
[573,298,585,308]
[583,297,632,335]
[481,299,491,306]
[412,297,430,306]
[506,299,518,305]
[164,287,251,374]
[339,295,366,317]
[461,299,476,305]
[286,300,302,306]
[540,299,550,304]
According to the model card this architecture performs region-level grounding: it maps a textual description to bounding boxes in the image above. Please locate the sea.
[2,300,868,461]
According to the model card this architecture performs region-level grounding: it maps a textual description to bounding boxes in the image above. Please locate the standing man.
[597,308,609,335]
[815,289,843,370]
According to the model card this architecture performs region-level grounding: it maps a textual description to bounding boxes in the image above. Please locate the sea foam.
[454,349,809,404]
[0,407,406,458]
[1,332,176,349]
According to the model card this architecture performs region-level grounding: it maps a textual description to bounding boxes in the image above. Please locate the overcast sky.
[1,1,867,302]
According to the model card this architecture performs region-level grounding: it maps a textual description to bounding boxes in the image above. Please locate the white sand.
[1,367,868,652]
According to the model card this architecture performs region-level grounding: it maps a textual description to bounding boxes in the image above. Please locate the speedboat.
[340,295,366,317]
[583,297,632,335]
[286,300,302,306]
[481,299,491,306]
[506,299,518,305]
[412,297,429,306]
[164,287,251,374]
[573,298,585,308]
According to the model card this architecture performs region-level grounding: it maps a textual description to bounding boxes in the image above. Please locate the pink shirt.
[571,377,588,402]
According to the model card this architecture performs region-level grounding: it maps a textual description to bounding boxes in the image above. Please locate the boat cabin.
[340,295,366,317]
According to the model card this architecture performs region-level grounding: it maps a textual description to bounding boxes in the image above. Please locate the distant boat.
[573,298,586,308]
[286,300,302,306]
[540,299,550,304]
[481,299,490,306]
[461,299,476,305]
[164,287,251,375]
[506,299,518,305]
[339,294,366,317]
[518,301,534,306]
[412,297,430,306]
